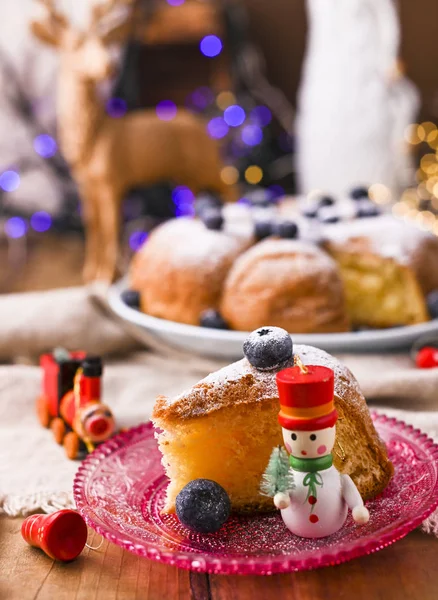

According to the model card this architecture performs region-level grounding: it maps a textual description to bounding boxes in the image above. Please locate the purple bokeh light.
[200,35,222,58]
[31,211,52,232]
[175,203,195,217]
[241,124,263,146]
[156,100,177,121]
[207,117,229,139]
[129,231,148,251]
[268,184,285,198]
[166,0,185,5]
[172,186,195,217]
[190,86,215,110]
[224,105,245,127]
[250,106,272,127]
[5,217,27,238]
[106,97,127,118]
[33,134,57,158]
[172,186,195,206]
[0,170,20,192]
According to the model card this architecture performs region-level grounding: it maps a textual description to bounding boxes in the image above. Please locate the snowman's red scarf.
[289,455,333,508]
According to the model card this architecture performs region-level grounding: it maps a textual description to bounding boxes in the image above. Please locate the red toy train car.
[37,350,115,459]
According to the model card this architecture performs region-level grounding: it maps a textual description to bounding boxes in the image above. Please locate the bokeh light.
[368,183,392,204]
[245,165,263,185]
[156,100,177,121]
[216,91,236,111]
[241,124,263,146]
[200,35,222,58]
[220,165,239,185]
[129,231,148,251]
[33,134,57,158]
[167,0,185,5]
[224,105,245,127]
[31,211,52,232]
[106,97,127,118]
[5,217,27,238]
[250,106,272,127]
[172,185,195,206]
[190,87,215,110]
[207,117,229,139]
[0,170,20,192]
[269,184,285,198]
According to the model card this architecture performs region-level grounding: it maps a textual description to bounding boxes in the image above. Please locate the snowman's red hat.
[276,364,337,431]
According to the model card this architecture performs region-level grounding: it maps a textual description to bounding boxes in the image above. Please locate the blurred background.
[0,0,437,293]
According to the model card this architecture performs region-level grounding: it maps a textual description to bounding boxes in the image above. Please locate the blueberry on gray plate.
[202,207,224,231]
[318,206,340,224]
[195,192,223,216]
[243,326,293,370]
[121,289,140,309]
[176,479,231,533]
[355,200,380,218]
[427,290,438,319]
[275,220,299,239]
[301,201,320,219]
[200,309,229,329]
[350,186,369,200]
[254,220,273,241]
[318,195,335,208]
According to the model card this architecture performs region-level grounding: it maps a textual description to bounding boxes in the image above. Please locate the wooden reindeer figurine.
[31,0,234,283]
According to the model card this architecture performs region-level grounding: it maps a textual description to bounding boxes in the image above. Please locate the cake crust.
[220,239,350,333]
[130,217,252,325]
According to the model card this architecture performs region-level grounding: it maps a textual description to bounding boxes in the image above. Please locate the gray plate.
[107,279,438,359]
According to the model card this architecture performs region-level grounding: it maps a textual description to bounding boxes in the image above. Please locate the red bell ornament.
[21,509,88,562]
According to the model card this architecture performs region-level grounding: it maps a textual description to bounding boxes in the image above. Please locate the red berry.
[416,346,438,369]
[309,514,319,523]
[308,495,317,505]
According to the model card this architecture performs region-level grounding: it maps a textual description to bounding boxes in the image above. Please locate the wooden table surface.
[1,517,438,600]
[1,235,438,599]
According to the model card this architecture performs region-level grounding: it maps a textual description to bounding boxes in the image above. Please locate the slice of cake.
[152,328,393,513]
[323,215,438,328]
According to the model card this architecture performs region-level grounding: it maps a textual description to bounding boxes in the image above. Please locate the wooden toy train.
[36,349,116,459]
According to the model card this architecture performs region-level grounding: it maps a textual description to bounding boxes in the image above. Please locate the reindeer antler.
[31,0,68,47]
[90,0,136,43]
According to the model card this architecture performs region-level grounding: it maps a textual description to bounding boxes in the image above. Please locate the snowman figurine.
[272,363,369,538]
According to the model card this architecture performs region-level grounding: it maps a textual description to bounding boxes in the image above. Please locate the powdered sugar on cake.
[158,344,363,420]
[324,215,434,265]
[136,217,253,272]
[229,238,339,279]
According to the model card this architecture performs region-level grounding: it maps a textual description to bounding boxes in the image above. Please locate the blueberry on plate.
[200,309,229,329]
[195,192,223,216]
[121,289,140,309]
[176,479,231,533]
[355,200,380,218]
[247,187,275,208]
[318,206,340,224]
[254,220,273,241]
[350,186,369,200]
[426,290,438,319]
[318,195,335,208]
[201,208,224,231]
[301,201,320,219]
[243,326,293,371]
[275,220,299,239]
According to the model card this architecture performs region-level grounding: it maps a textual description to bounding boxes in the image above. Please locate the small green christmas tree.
[260,446,295,497]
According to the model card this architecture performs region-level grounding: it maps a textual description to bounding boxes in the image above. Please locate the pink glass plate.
[74,413,438,575]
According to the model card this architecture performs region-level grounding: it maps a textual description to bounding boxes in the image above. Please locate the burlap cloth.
[0,286,437,535]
